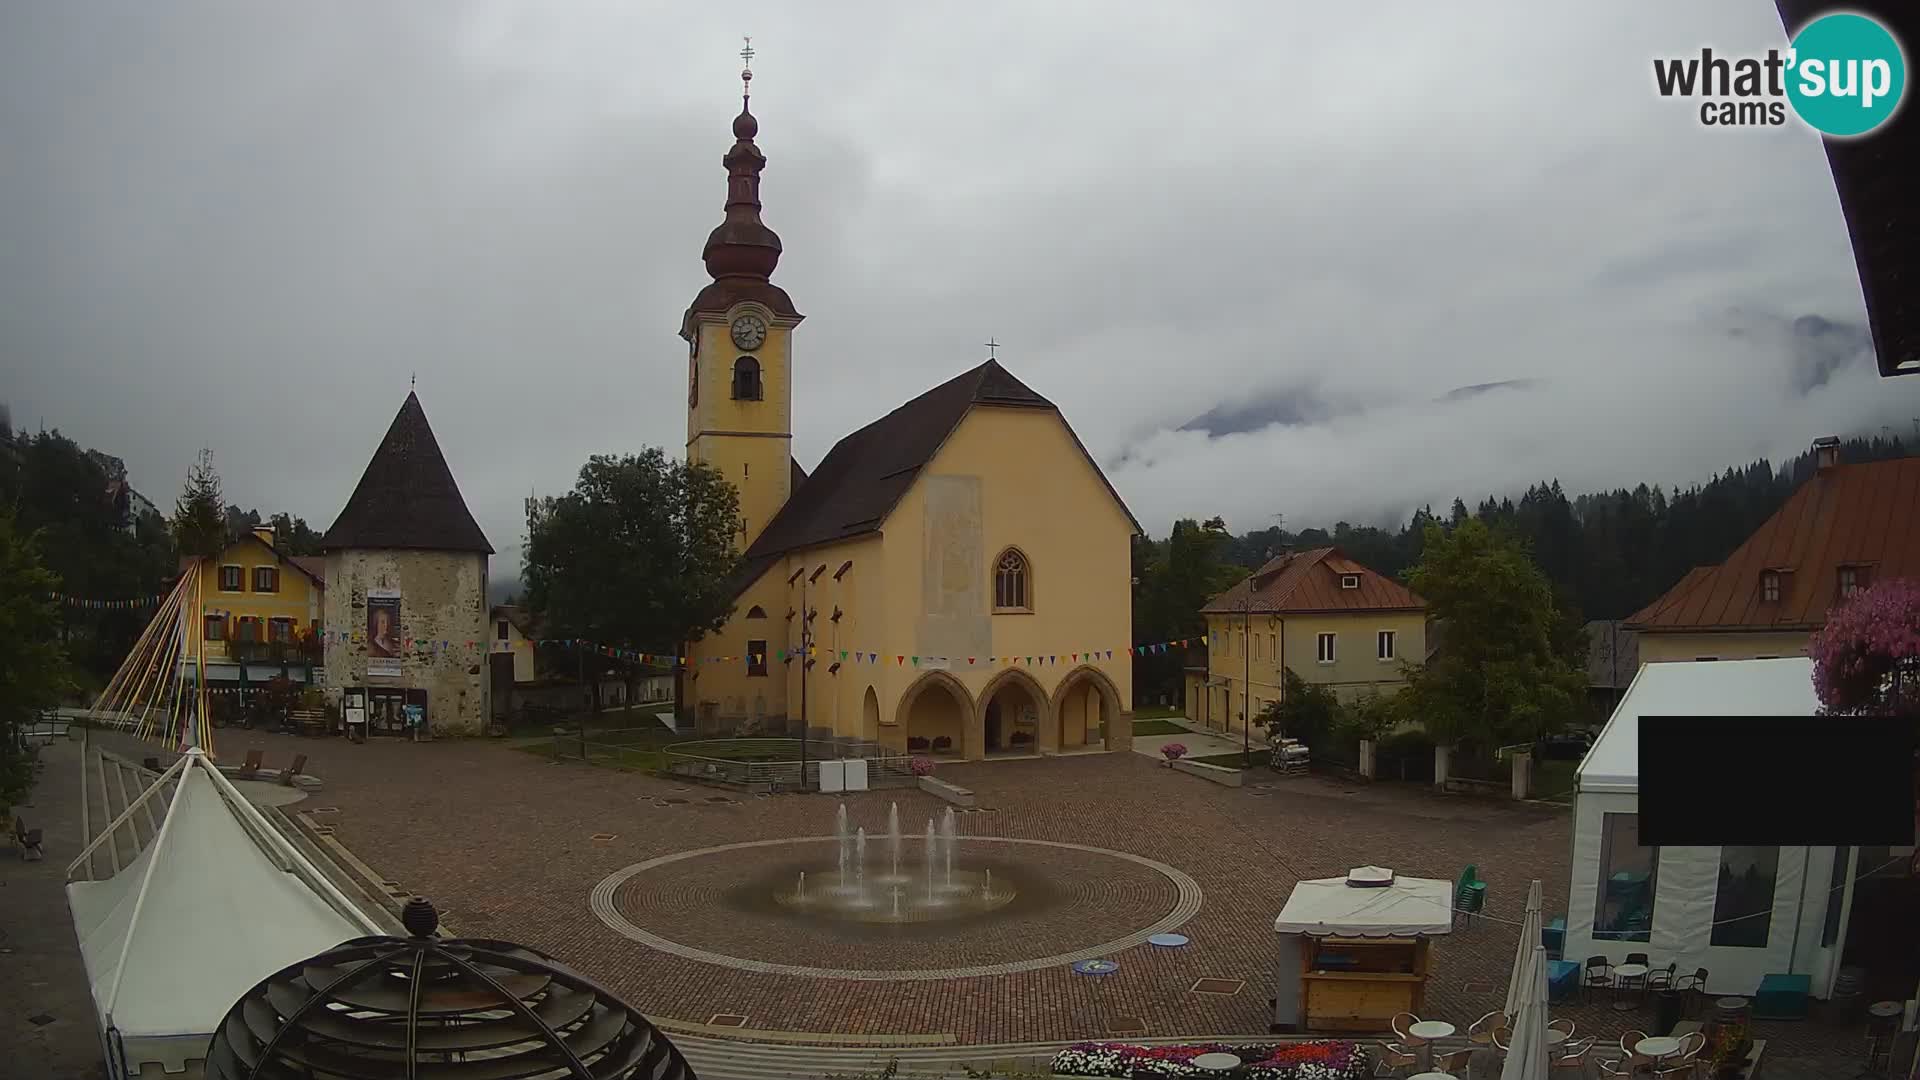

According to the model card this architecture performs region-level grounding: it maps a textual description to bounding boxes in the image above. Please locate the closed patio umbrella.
[1500,943,1552,1080]
[1505,878,1543,1017]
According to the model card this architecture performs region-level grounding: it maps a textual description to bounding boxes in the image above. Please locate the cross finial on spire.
[740,35,754,95]
[984,337,1000,360]
[410,371,416,389]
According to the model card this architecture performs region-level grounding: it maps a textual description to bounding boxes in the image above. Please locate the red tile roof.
[1200,547,1426,616]
[1626,456,1920,632]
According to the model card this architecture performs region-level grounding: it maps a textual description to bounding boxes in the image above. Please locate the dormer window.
[1760,571,1781,603]
[731,356,763,400]
[1839,565,1871,598]
[1340,574,1361,590]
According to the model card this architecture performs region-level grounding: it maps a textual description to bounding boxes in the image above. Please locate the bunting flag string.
[48,590,170,610]
[493,633,1213,672]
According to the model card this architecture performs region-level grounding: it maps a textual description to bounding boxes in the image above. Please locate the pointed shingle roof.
[320,392,493,554]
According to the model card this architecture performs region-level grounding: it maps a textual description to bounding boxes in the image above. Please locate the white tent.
[66,749,383,1078]
[1564,658,1856,999]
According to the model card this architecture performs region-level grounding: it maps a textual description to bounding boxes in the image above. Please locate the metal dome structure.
[205,898,697,1080]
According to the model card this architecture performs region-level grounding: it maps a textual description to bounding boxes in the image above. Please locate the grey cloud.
[4,0,1920,569]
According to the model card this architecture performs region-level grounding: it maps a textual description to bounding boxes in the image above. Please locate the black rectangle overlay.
[1638,715,1914,847]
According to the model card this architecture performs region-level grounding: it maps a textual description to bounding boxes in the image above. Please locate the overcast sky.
[5,1,1918,574]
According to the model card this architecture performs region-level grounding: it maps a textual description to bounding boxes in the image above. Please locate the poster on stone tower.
[366,588,402,677]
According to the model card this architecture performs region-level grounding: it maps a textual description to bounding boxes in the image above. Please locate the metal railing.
[662,738,917,790]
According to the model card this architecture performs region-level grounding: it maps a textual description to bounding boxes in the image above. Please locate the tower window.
[1839,565,1870,598]
[732,356,763,400]
[993,548,1031,611]
[746,605,768,619]
[747,639,768,677]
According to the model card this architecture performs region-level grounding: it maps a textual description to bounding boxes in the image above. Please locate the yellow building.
[1187,548,1427,737]
[179,526,326,684]
[1627,438,1920,664]
[679,83,1138,759]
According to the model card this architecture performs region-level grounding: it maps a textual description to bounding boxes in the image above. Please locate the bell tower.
[682,39,803,552]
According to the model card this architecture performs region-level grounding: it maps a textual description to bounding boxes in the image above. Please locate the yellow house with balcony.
[180,526,326,685]
[676,85,1138,759]
[1188,548,1427,737]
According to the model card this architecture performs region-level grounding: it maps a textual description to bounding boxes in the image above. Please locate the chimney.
[253,525,276,548]
[1813,436,1841,472]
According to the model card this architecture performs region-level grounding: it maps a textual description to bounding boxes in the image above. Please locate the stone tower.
[320,391,493,735]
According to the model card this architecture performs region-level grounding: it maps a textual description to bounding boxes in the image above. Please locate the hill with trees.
[1131,434,1915,703]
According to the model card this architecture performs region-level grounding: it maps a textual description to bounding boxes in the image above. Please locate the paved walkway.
[1130,714,1266,762]
[1,734,110,1080]
[11,727,1880,1079]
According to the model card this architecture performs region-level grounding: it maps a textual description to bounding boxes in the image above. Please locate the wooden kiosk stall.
[1270,866,1453,1033]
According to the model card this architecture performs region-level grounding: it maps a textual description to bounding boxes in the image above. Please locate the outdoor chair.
[1646,962,1678,993]
[1373,1041,1419,1077]
[13,816,43,861]
[1548,1017,1577,1042]
[1584,955,1616,1003]
[1390,1011,1420,1045]
[1453,864,1487,924]
[1467,1010,1508,1045]
[1553,1036,1596,1075]
[1674,967,1710,1015]
[1618,952,1651,999]
[1621,1030,1655,1071]
[1594,1057,1640,1078]
[1431,1047,1474,1075]
[1491,1027,1512,1054]
[238,749,265,779]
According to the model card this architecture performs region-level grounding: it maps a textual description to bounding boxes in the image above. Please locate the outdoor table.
[1409,1073,1455,1080]
[1407,1020,1455,1069]
[1191,1053,1242,1071]
[1635,1035,1683,1064]
[1543,1028,1569,1048]
[1612,963,1650,1011]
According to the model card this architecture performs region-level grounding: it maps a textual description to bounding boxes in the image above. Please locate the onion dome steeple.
[702,38,783,282]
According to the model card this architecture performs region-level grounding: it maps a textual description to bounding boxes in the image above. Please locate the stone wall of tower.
[322,549,489,735]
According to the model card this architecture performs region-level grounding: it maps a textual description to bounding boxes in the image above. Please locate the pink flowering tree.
[1808,578,1920,716]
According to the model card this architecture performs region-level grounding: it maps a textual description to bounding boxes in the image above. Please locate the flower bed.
[1051,1040,1370,1080]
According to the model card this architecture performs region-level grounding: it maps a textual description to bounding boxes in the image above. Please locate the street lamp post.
[788,565,809,789]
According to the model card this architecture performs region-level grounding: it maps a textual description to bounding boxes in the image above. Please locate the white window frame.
[1316,632,1336,665]
[1377,629,1395,661]
[1340,574,1360,589]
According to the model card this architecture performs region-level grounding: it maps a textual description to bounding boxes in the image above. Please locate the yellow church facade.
[679,76,1137,760]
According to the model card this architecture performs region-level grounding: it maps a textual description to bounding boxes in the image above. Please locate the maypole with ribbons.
[86,557,215,755]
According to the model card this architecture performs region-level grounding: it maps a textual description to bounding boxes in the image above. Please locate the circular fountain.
[773,804,1016,925]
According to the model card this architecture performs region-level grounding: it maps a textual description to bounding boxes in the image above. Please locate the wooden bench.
[237,749,265,780]
[289,709,330,738]
[277,754,307,786]
[14,816,44,861]
[21,714,70,743]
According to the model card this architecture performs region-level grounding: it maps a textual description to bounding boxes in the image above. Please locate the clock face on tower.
[730,313,768,351]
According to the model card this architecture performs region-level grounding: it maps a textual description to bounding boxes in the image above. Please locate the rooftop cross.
[740,36,754,95]
[984,337,1000,359]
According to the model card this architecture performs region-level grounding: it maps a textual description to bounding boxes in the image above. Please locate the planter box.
[1172,760,1243,787]
[918,776,975,807]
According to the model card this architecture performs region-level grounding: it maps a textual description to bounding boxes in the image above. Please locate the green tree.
[0,511,74,815]
[522,449,742,715]
[1261,670,1342,747]
[1132,516,1243,704]
[1397,517,1587,749]
[267,512,324,555]
[172,448,226,560]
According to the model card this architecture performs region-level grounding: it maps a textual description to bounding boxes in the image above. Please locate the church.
[681,66,1138,760]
